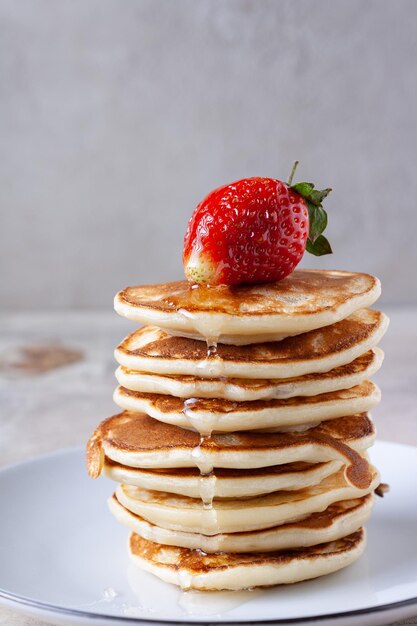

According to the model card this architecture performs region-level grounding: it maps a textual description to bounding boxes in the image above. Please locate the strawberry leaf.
[290,180,332,255]
[307,188,332,205]
[306,201,327,243]
[306,234,332,256]
[291,182,315,197]
[291,183,332,206]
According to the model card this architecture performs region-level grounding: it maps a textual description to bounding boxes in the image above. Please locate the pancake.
[114,270,381,345]
[128,529,366,590]
[115,309,388,379]
[115,467,379,535]
[114,349,382,402]
[87,412,375,488]
[103,459,344,498]
[113,374,381,436]
[110,494,373,553]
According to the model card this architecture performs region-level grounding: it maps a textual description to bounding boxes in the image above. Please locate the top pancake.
[114,270,381,345]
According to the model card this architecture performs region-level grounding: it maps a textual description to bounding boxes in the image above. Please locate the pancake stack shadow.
[87,270,389,591]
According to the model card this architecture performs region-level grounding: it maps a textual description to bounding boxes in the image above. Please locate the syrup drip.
[183,402,219,533]
[177,304,223,356]
[190,435,214,474]
[182,333,223,537]
[187,417,220,534]
[195,338,222,377]
[189,433,220,535]
[178,569,193,592]
[206,341,218,358]
[183,398,220,440]
[169,284,231,376]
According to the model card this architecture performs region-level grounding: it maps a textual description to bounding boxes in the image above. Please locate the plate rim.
[1,587,417,625]
[0,441,417,625]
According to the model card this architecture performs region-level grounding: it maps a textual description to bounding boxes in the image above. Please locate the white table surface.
[0,308,416,626]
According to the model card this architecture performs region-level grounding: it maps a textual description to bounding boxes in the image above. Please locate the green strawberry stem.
[287,160,299,186]
[287,162,333,257]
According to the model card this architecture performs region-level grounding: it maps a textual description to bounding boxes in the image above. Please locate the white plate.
[0,441,416,626]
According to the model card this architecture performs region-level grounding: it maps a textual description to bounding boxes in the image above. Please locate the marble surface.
[0,308,416,625]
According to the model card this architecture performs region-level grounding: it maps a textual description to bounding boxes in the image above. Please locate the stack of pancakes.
[87,270,388,591]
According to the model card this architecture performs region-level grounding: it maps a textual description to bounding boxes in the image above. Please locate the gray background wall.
[1,0,416,310]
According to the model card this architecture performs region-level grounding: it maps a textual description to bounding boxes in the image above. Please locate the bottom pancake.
[128,529,366,590]
[110,494,372,553]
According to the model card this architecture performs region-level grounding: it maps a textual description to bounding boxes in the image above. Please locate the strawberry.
[183,163,332,286]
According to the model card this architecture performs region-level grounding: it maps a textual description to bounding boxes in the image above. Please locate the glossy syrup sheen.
[118,270,378,316]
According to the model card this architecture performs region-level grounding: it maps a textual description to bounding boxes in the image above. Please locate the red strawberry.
[183,163,332,286]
